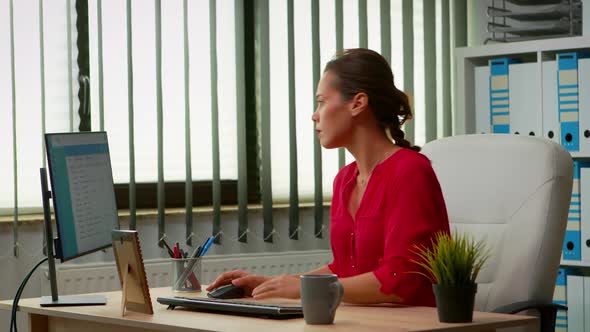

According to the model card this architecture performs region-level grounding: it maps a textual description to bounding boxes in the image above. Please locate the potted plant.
[411,230,490,323]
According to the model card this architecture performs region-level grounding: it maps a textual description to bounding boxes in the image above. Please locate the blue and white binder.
[475,66,491,134]
[508,62,542,136]
[567,274,585,332]
[554,268,567,332]
[579,58,590,154]
[580,165,590,261]
[585,277,590,332]
[489,58,518,134]
[564,161,583,261]
[542,61,560,144]
[557,53,581,151]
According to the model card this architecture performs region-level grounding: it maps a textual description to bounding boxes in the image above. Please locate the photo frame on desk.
[112,230,153,316]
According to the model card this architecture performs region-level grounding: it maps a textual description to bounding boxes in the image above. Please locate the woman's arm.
[251,269,400,304]
[301,265,332,275]
[338,272,400,304]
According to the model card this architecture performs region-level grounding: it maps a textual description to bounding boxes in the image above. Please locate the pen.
[195,235,210,257]
[160,239,175,257]
[175,239,206,290]
[198,236,216,257]
[173,245,180,259]
[190,245,202,259]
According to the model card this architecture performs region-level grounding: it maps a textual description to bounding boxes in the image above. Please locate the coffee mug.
[300,274,344,324]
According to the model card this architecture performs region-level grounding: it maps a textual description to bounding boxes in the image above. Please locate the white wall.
[0,206,331,330]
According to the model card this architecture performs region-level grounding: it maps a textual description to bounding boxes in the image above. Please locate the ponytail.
[389,125,421,152]
[389,87,420,152]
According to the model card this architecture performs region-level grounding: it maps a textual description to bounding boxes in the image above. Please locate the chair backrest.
[422,134,573,312]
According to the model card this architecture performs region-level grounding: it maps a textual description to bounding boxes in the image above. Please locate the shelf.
[569,152,590,160]
[455,35,590,61]
[488,20,578,37]
[454,36,590,136]
[561,260,590,267]
[487,3,581,21]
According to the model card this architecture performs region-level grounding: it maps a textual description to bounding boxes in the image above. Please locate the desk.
[0,287,538,332]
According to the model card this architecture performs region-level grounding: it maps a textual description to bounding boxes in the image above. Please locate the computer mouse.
[207,284,246,299]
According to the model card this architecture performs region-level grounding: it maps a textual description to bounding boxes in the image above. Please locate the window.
[0,0,79,215]
[1,0,457,218]
[88,0,238,184]
[268,0,411,202]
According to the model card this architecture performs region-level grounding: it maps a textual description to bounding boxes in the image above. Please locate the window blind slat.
[182,0,192,245]
[367,0,381,54]
[39,0,46,168]
[319,0,339,201]
[423,0,436,143]
[451,0,467,135]
[335,0,345,170]
[287,0,299,240]
[67,0,74,132]
[257,0,273,243]
[235,0,248,243]
[402,0,414,144]
[155,0,165,246]
[126,0,136,230]
[341,0,358,166]
[1,1,15,216]
[9,0,19,257]
[97,0,104,131]
[441,0,451,137]
[379,0,391,64]
[15,0,43,213]
[335,0,343,52]
[358,0,367,48]
[209,0,221,244]
[39,0,47,255]
[268,0,288,203]
[311,0,323,238]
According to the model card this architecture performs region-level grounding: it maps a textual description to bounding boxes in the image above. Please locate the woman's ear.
[349,92,369,117]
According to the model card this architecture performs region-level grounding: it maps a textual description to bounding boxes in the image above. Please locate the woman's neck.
[346,126,400,179]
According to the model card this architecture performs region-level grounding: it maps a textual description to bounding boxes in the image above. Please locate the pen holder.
[171,257,202,292]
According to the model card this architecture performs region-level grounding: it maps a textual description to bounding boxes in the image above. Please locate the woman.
[207,48,450,306]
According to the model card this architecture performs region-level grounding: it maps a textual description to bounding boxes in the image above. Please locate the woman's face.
[312,71,354,149]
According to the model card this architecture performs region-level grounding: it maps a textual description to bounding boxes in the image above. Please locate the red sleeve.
[372,156,450,305]
[327,168,346,276]
[328,262,337,274]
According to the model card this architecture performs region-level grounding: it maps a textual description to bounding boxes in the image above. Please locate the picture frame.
[112,230,153,316]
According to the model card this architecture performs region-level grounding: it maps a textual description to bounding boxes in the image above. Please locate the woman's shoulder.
[386,147,433,174]
[378,148,441,191]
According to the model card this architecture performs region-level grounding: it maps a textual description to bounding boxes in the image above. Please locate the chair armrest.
[492,301,567,332]
[492,301,567,314]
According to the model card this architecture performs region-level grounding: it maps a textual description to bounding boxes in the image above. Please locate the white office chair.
[422,134,573,332]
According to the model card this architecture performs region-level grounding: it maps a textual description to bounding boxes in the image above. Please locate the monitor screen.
[45,132,119,262]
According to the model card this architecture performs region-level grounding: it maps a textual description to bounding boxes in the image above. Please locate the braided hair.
[324,48,420,152]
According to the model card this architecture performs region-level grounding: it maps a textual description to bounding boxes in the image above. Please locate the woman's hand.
[206,270,270,296]
[251,274,301,300]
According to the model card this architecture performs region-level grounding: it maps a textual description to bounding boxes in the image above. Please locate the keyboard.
[157,296,303,319]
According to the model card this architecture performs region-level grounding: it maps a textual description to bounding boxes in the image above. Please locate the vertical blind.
[1,0,467,255]
[0,0,79,256]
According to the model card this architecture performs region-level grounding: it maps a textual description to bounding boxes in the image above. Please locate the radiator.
[41,250,332,296]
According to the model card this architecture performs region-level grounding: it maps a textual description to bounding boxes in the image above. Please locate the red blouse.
[328,148,450,306]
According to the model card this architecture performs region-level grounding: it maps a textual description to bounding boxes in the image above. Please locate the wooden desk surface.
[0,287,538,332]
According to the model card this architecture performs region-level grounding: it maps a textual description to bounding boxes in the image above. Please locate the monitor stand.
[39,168,107,307]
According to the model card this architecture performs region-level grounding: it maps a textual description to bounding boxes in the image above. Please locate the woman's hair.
[324,48,420,152]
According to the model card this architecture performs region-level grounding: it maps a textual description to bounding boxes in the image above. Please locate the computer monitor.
[45,132,119,261]
[40,132,119,306]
